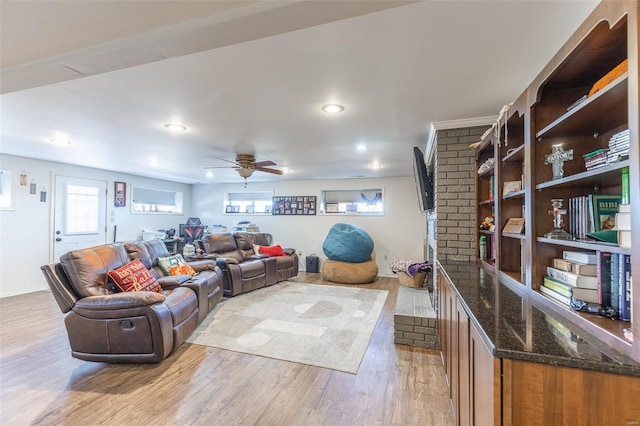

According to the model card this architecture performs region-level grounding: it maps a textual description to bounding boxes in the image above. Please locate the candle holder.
[544,198,573,240]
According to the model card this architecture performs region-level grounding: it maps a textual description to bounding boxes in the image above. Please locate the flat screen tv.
[413,146,434,212]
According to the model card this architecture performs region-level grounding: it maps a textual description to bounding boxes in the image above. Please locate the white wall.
[0,154,426,298]
[0,154,193,297]
[192,176,427,276]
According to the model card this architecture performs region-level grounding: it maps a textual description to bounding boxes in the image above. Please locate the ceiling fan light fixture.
[321,104,344,113]
[163,123,187,132]
[236,168,254,179]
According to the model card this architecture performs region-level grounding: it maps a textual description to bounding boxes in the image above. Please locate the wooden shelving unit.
[474,1,639,362]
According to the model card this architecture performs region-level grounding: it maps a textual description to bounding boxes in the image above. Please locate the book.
[619,254,632,321]
[614,211,631,230]
[540,283,571,305]
[552,258,597,276]
[503,217,525,234]
[546,266,597,289]
[610,253,619,313]
[618,230,631,249]
[597,251,612,307]
[563,250,597,264]
[571,287,599,303]
[543,276,573,298]
[589,194,621,231]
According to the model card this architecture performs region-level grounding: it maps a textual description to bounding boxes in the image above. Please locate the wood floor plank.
[0,273,454,425]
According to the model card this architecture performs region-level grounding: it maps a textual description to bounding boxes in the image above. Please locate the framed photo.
[232,205,240,213]
[325,202,339,213]
[114,181,126,207]
[245,205,254,214]
[503,181,522,195]
[225,205,234,213]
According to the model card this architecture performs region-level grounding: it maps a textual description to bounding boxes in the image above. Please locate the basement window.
[131,187,183,214]
[321,188,384,215]
[225,191,273,214]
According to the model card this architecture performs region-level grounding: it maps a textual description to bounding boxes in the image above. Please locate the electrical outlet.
[384,254,388,261]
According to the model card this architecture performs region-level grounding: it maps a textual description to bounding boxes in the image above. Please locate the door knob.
[55,238,62,242]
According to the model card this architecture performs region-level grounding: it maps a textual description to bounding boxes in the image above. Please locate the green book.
[589,194,621,231]
[543,276,573,298]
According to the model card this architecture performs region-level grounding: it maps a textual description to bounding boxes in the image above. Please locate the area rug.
[186,281,388,374]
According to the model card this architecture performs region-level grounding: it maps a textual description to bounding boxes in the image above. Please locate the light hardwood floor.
[0,273,454,425]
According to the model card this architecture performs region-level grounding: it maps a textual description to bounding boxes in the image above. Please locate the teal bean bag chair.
[322,223,374,263]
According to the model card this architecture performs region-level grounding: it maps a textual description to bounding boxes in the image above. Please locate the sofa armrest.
[282,248,296,256]
[216,257,239,269]
[245,253,268,261]
[188,259,217,272]
[157,275,191,288]
[73,292,166,311]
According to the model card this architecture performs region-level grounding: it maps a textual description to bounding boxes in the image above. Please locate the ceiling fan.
[205,154,283,184]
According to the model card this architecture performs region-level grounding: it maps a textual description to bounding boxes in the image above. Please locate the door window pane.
[65,184,99,234]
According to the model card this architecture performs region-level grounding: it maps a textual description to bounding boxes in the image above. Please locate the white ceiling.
[0,0,600,184]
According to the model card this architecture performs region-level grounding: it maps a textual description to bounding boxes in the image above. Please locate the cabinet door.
[470,321,497,426]
[438,272,449,383]
[457,302,471,426]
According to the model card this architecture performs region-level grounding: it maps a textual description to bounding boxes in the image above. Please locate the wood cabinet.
[438,264,640,425]
[438,269,499,426]
[473,0,639,363]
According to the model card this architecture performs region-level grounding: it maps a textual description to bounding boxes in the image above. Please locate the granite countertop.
[437,259,640,377]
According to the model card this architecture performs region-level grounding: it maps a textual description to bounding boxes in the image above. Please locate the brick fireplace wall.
[434,126,490,261]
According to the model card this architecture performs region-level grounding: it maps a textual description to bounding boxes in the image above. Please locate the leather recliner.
[123,239,224,323]
[41,243,199,363]
[238,232,299,283]
[199,233,274,296]
[198,232,298,297]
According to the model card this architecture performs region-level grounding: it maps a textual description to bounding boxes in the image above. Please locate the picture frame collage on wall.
[272,196,316,215]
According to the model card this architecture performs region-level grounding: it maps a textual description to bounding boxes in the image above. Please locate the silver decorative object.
[545,198,573,240]
[544,144,573,180]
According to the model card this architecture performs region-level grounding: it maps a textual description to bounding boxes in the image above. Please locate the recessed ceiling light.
[321,104,344,113]
[50,138,71,146]
[164,123,187,132]
[368,163,382,169]
[357,144,368,151]
[150,158,159,166]
[206,171,214,178]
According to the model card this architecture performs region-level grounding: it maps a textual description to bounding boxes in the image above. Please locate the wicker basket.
[397,271,426,288]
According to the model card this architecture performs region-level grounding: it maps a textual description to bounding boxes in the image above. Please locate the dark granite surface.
[437,259,640,377]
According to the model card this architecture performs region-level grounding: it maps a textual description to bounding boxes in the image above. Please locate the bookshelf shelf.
[478,199,494,206]
[503,233,525,240]
[535,74,628,139]
[503,190,524,200]
[535,160,630,190]
[536,237,632,255]
[502,144,525,163]
[479,230,494,235]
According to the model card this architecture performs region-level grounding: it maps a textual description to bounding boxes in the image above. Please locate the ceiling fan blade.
[212,156,241,166]
[253,160,276,167]
[203,165,239,169]
[255,167,283,175]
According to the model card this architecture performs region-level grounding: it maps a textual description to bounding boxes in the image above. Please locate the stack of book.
[607,129,630,164]
[615,204,631,248]
[583,148,609,170]
[540,251,598,306]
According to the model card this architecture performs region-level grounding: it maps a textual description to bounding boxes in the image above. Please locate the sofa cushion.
[124,241,154,269]
[157,255,197,277]
[204,233,244,262]
[259,245,286,257]
[108,258,162,293]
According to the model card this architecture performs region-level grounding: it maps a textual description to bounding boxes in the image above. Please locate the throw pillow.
[108,258,162,293]
[259,244,286,257]
[157,254,197,276]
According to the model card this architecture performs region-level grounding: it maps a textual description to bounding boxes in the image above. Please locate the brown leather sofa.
[197,232,298,297]
[41,242,223,363]
[124,239,223,323]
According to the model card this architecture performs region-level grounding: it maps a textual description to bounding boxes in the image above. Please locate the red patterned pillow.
[259,245,286,257]
[108,258,162,293]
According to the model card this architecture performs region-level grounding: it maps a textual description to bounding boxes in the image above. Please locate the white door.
[53,176,107,261]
